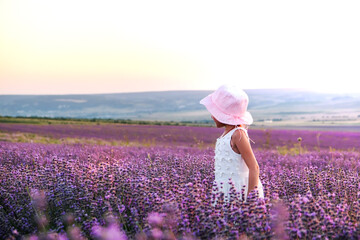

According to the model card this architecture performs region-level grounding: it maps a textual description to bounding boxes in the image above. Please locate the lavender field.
[1,123,360,239]
[1,123,360,150]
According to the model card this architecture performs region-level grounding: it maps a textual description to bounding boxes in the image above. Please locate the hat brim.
[200,93,253,125]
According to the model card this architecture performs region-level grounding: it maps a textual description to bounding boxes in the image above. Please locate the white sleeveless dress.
[212,127,264,206]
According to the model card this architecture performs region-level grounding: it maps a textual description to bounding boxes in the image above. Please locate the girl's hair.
[234,124,249,130]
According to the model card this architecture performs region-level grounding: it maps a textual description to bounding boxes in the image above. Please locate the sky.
[0,0,359,95]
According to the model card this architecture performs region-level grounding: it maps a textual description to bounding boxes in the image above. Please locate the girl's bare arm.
[232,129,260,196]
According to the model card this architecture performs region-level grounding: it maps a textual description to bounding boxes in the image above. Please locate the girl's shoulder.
[231,128,249,142]
[233,127,255,144]
[234,127,249,136]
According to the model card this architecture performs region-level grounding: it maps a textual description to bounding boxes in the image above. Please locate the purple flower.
[147,212,165,227]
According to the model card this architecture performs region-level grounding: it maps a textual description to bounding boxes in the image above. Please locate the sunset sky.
[1,0,359,95]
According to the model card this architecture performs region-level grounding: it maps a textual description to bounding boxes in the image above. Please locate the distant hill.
[1,89,360,125]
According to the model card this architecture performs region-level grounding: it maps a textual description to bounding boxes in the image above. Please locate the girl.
[200,84,264,205]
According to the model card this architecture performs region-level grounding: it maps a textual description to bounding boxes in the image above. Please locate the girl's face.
[211,115,225,128]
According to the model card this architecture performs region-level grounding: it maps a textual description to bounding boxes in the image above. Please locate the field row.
[1,123,359,151]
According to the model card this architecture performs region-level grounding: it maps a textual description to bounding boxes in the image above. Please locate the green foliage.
[0,116,212,127]
[276,144,308,156]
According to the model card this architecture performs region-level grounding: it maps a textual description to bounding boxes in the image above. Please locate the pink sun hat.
[199,84,253,125]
